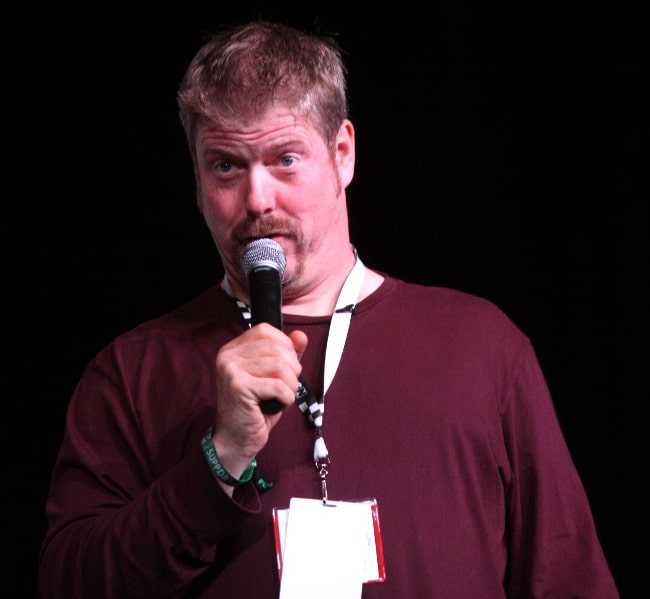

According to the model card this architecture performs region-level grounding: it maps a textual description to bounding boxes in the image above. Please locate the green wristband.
[201,426,256,486]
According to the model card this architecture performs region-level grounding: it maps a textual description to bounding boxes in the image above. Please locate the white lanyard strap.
[323,253,366,395]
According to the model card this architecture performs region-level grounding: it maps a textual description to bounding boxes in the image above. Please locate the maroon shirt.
[38,276,619,597]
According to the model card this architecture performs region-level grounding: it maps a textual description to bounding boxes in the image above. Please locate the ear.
[335,119,355,188]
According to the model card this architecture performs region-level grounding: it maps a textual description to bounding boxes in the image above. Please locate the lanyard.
[323,253,366,395]
[224,250,366,501]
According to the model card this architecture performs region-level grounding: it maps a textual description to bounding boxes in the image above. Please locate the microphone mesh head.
[240,238,287,276]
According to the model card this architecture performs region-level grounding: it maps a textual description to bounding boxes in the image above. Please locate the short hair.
[177,20,349,157]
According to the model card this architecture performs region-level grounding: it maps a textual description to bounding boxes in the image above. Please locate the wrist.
[201,426,256,486]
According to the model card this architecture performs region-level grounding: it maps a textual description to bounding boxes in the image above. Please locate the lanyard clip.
[316,457,329,505]
[320,470,328,505]
[314,433,330,505]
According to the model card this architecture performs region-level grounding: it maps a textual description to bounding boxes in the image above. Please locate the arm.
[37,359,260,598]
[502,344,619,598]
[37,323,306,598]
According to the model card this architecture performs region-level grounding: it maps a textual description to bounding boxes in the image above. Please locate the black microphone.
[240,238,288,414]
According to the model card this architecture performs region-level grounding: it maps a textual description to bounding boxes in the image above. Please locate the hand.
[211,323,308,484]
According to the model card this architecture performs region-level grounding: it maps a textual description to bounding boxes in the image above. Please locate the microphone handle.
[248,267,283,329]
[248,266,286,415]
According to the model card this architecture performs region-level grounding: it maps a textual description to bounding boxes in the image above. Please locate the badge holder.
[273,497,386,597]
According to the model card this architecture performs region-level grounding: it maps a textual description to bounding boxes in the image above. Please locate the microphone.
[240,238,287,414]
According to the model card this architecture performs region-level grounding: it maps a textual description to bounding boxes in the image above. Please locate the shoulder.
[92,284,235,364]
[365,274,516,323]
[361,273,531,350]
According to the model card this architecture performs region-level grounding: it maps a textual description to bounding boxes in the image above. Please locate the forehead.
[195,107,327,151]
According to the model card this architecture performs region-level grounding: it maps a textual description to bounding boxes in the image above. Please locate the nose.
[244,167,276,216]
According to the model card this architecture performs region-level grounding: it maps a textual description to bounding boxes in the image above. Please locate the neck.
[223,246,384,317]
[281,249,359,316]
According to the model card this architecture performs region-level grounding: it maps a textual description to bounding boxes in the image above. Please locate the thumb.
[288,330,309,361]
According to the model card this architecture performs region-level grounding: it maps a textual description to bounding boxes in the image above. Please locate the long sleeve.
[38,311,262,598]
[500,343,619,597]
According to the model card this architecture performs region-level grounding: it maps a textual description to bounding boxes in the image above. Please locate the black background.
[9,3,647,597]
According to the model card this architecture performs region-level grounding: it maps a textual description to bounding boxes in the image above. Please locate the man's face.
[193,105,355,300]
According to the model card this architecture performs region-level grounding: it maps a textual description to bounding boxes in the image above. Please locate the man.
[38,20,619,598]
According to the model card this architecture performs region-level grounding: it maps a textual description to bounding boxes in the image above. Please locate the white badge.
[273,497,386,598]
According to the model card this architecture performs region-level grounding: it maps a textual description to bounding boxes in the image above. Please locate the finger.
[288,329,309,361]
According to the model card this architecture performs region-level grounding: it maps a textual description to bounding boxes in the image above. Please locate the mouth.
[241,233,288,247]
[233,216,297,249]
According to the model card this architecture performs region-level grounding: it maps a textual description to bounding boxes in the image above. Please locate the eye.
[279,155,296,167]
[215,160,235,173]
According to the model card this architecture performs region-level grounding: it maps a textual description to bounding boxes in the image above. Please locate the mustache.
[231,216,300,243]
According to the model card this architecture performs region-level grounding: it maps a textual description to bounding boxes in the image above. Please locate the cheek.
[197,192,236,238]
[197,175,238,220]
